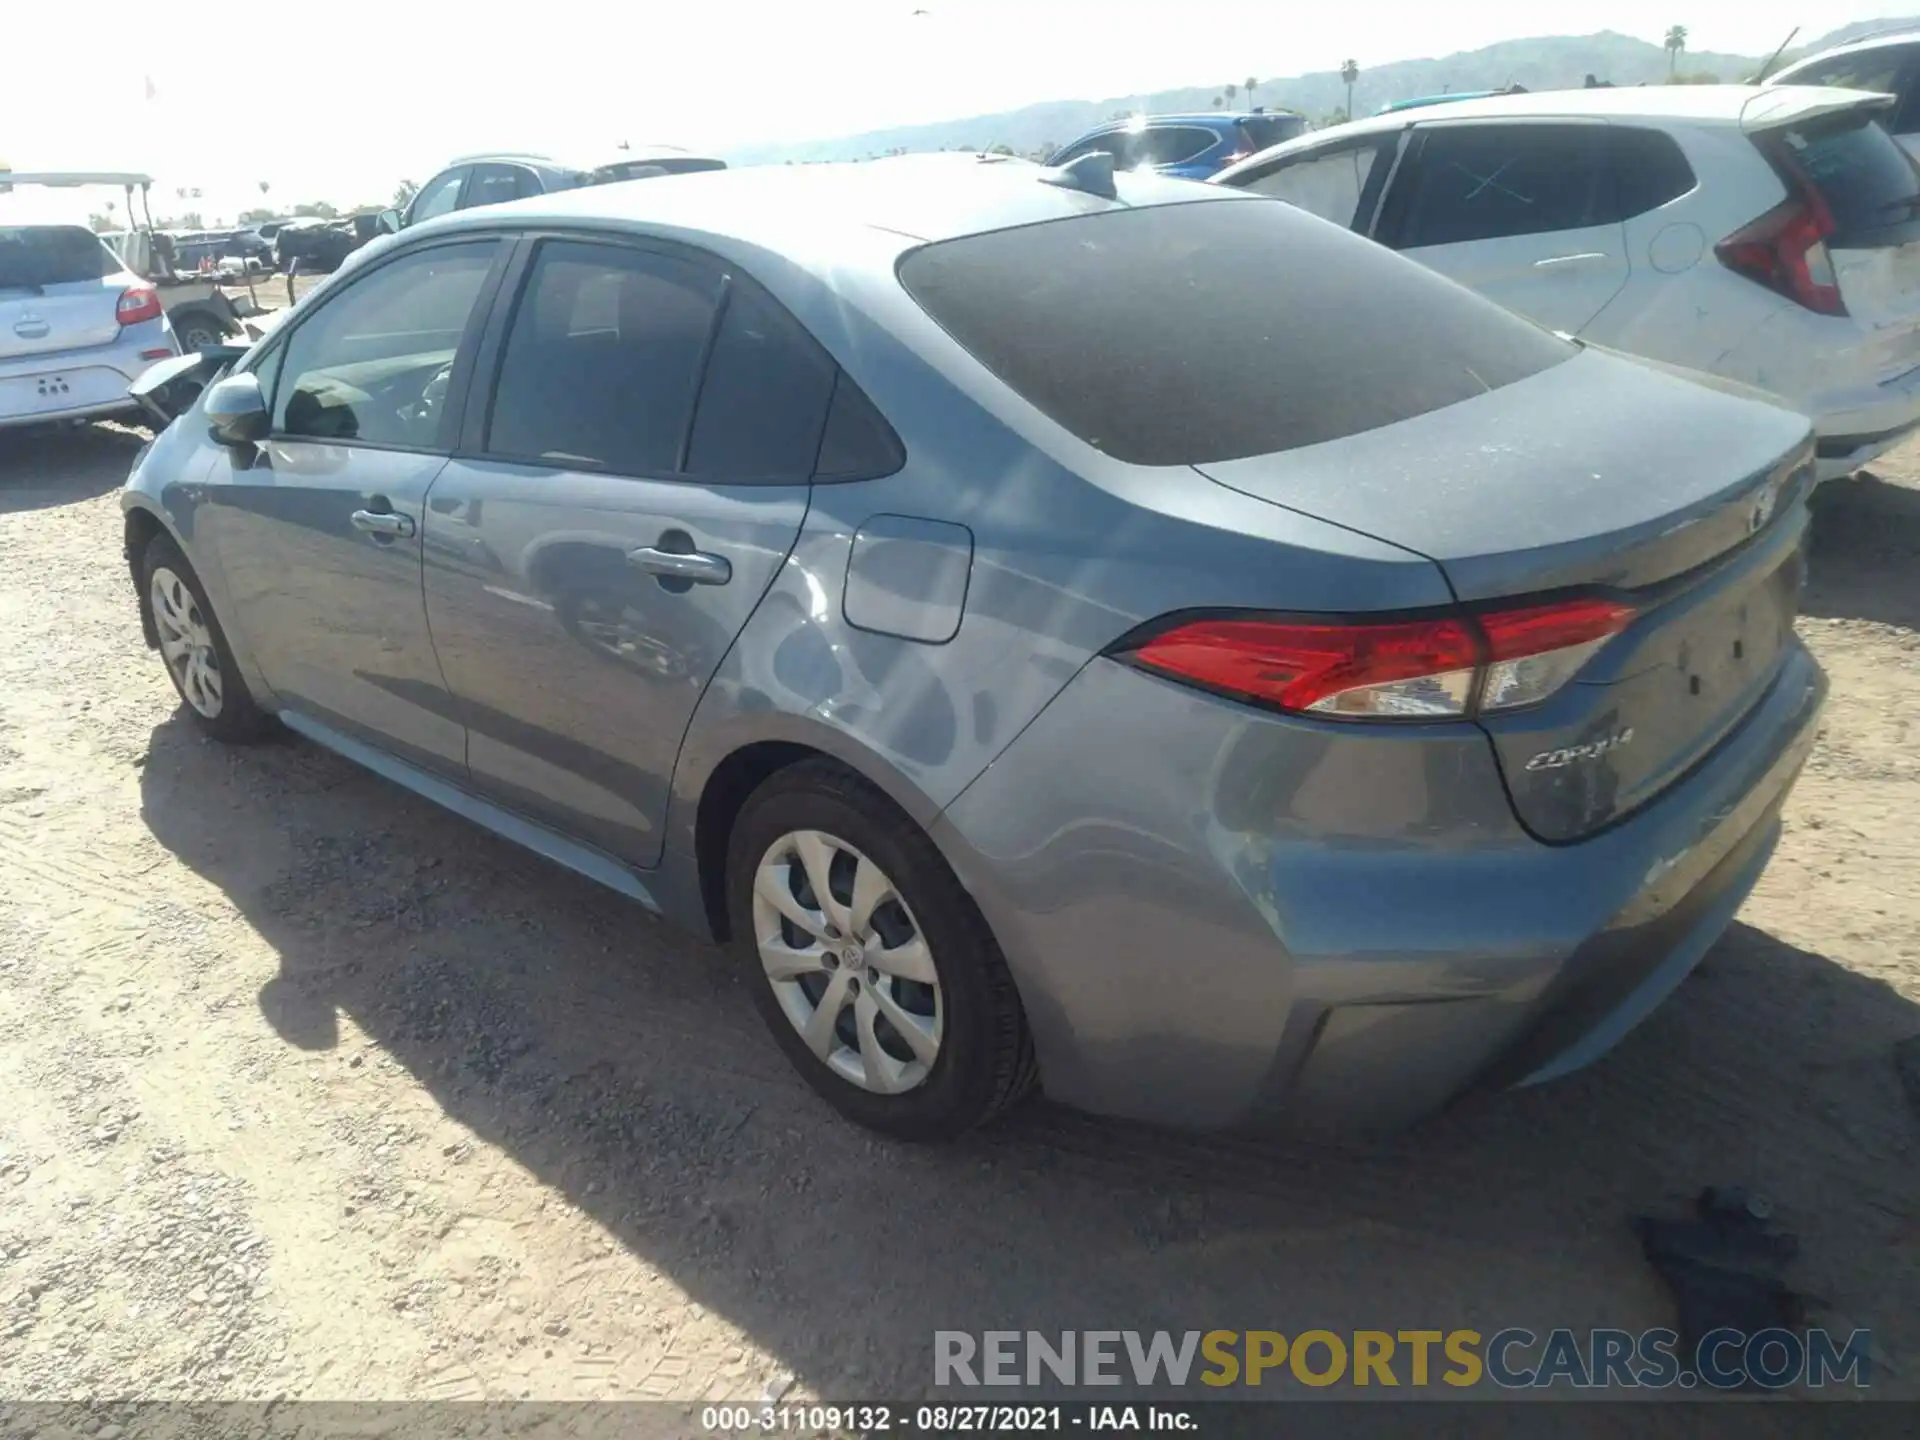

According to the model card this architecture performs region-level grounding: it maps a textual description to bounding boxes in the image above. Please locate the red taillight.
[116,285,164,327]
[1716,154,1846,316]
[1120,597,1636,721]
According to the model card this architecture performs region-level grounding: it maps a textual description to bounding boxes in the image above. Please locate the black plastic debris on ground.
[1636,1186,1808,1387]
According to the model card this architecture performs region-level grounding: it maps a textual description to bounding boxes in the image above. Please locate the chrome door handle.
[627,546,731,585]
[351,509,415,538]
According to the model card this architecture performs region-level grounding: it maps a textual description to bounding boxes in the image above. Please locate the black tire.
[138,534,274,744]
[727,758,1037,1140]
[170,312,228,353]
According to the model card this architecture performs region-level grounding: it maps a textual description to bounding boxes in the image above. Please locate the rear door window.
[485,240,722,474]
[1384,123,1611,247]
[898,197,1572,467]
[0,226,117,287]
[462,164,538,210]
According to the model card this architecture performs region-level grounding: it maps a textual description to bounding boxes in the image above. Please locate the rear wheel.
[140,535,272,743]
[727,759,1036,1140]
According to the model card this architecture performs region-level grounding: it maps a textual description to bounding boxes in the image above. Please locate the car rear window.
[1770,110,1920,242]
[0,226,117,288]
[896,197,1573,467]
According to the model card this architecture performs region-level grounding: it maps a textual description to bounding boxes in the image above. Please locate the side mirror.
[204,373,270,446]
[377,207,403,234]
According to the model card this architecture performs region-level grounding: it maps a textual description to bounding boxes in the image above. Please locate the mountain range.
[728,18,1918,165]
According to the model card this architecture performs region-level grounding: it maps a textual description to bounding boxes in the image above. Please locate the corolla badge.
[1526,728,1634,771]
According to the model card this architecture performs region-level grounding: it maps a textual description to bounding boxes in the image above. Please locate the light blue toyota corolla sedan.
[120,153,1826,1141]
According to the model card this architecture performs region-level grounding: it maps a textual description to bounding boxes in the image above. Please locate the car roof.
[1772,30,1920,78]
[418,152,1236,252]
[444,146,720,172]
[1214,83,1899,178]
[1080,111,1288,134]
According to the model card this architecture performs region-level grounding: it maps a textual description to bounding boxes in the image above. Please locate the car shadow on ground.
[1804,472,1920,631]
[0,423,146,517]
[136,711,1920,1405]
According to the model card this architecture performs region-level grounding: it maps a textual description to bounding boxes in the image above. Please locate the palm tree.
[258,181,270,197]
[1245,76,1259,108]
[1212,95,1224,108]
[1665,24,1688,78]
[1341,59,1360,123]
[1224,82,1238,109]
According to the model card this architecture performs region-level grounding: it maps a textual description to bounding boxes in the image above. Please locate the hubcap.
[752,830,943,1094]
[149,567,224,719]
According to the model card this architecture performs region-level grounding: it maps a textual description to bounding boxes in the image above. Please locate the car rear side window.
[898,197,1573,467]
[487,240,721,475]
[1388,124,1612,247]
[1770,110,1920,243]
[1610,127,1696,218]
[0,226,117,287]
[684,284,836,483]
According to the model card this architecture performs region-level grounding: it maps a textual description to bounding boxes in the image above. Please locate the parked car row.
[122,146,1827,1141]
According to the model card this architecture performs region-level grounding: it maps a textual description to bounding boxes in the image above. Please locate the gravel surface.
[0,422,1916,1408]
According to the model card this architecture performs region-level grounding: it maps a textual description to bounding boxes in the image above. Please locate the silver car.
[120,155,1826,1140]
[3,221,180,430]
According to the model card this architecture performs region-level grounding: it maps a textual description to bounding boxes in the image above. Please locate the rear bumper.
[1718,309,1920,480]
[0,322,177,429]
[935,642,1826,1133]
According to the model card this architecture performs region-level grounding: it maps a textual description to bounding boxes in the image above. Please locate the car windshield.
[0,225,118,289]
[897,196,1575,467]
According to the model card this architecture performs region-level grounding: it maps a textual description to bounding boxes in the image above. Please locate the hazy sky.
[2,2,1906,222]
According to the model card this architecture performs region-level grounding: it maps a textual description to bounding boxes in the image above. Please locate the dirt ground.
[0,422,1916,1412]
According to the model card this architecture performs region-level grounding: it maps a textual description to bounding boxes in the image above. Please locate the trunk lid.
[1195,347,1815,841]
[1,226,129,360]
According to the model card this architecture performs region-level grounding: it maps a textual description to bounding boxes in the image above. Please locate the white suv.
[1215,85,1920,481]
[2,220,180,431]
[1769,31,1920,159]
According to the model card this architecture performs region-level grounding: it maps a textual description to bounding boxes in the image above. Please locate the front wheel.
[727,759,1036,1140]
[140,535,273,743]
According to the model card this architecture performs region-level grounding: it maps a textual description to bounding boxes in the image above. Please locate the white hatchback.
[1215,85,1920,481]
[2,221,180,432]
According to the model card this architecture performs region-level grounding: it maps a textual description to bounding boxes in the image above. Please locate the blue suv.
[1047,111,1308,180]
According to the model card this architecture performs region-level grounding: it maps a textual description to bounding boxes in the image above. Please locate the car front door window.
[1241,140,1392,229]
[274,244,498,448]
[407,169,466,226]
[1386,123,1610,247]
